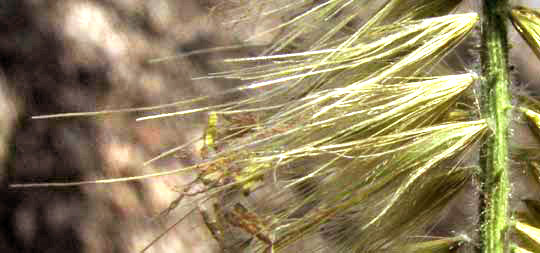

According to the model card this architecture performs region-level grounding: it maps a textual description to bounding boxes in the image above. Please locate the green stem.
[481,1,511,253]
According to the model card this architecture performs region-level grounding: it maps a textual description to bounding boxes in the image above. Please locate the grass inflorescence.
[11,1,540,253]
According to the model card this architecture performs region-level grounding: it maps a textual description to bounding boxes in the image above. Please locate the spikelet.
[511,6,540,60]
[251,121,486,252]
[227,0,463,54]
[513,246,534,253]
[515,221,540,250]
[136,13,479,126]
[397,234,469,253]
[512,200,540,253]
[520,107,540,139]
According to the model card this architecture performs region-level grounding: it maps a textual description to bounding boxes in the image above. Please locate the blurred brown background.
[0,0,259,252]
[1,1,540,253]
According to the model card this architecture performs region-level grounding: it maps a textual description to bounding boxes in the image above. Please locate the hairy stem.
[481,0,511,253]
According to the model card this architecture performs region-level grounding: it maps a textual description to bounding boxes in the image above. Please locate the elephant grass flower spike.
[10,1,516,253]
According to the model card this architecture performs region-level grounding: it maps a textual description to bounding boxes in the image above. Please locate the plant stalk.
[481,0,512,253]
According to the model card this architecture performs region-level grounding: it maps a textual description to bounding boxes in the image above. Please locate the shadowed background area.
[0,0,264,252]
[1,0,540,253]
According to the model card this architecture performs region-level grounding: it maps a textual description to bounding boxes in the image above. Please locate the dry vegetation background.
[1,0,540,253]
